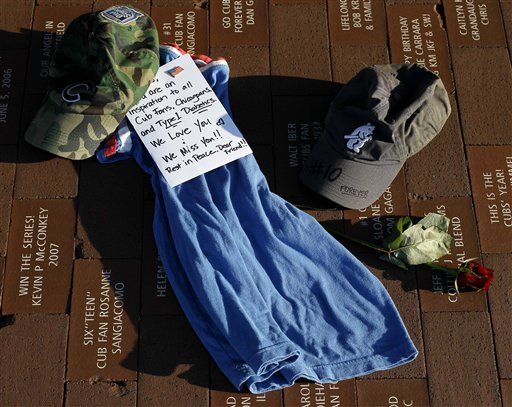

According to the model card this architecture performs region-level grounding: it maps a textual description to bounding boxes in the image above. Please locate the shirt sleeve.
[95,119,134,163]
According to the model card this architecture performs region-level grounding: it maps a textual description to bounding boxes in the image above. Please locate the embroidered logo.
[100,6,144,25]
[339,185,369,199]
[344,123,375,153]
[61,82,95,103]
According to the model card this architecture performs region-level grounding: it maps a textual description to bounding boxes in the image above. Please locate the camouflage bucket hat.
[25,5,159,160]
[299,64,451,209]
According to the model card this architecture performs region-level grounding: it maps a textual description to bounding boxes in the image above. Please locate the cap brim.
[25,98,121,160]
[299,136,403,210]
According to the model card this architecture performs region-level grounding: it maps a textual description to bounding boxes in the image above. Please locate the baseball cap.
[24,5,159,160]
[299,64,451,209]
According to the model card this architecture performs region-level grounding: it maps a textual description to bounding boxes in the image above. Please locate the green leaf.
[382,216,413,250]
[379,254,409,270]
[417,213,450,232]
[394,224,453,265]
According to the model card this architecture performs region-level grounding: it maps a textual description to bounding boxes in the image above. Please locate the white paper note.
[126,54,252,187]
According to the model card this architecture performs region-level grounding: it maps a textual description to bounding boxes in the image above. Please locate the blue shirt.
[97,45,418,394]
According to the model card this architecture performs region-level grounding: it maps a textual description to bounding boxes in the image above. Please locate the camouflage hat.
[25,5,159,160]
[299,64,451,209]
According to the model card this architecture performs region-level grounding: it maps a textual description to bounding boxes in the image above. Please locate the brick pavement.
[0,0,510,405]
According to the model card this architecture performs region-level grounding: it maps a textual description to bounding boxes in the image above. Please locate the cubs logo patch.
[344,123,375,153]
[100,6,143,25]
[62,82,96,103]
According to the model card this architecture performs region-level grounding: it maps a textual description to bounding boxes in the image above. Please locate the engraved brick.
[210,46,272,145]
[27,6,91,94]
[138,315,209,406]
[467,146,512,253]
[0,146,16,257]
[283,380,356,406]
[66,380,137,407]
[152,0,208,5]
[385,0,437,4]
[271,0,324,3]
[451,47,512,145]
[357,379,429,406]
[77,160,144,259]
[210,364,282,407]
[423,312,501,406]
[252,145,276,191]
[0,50,28,145]
[484,254,512,378]
[210,0,269,47]
[0,258,5,312]
[94,0,149,14]
[444,0,506,47]
[331,45,389,90]
[272,95,334,207]
[356,253,426,378]
[151,3,208,54]
[0,0,34,49]
[270,3,331,95]
[502,380,512,406]
[67,259,140,380]
[141,203,182,316]
[0,314,68,405]
[2,199,75,314]
[405,94,470,197]
[502,1,512,57]
[343,170,409,247]
[328,0,387,45]
[387,3,454,92]
[39,0,92,5]
[409,197,487,311]
[14,139,79,199]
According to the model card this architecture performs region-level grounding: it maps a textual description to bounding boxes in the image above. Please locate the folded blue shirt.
[97,45,418,393]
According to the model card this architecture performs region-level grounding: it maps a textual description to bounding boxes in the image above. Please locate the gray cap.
[299,64,451,209]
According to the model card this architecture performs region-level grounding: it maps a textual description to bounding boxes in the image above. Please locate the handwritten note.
[126,54,252,187]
